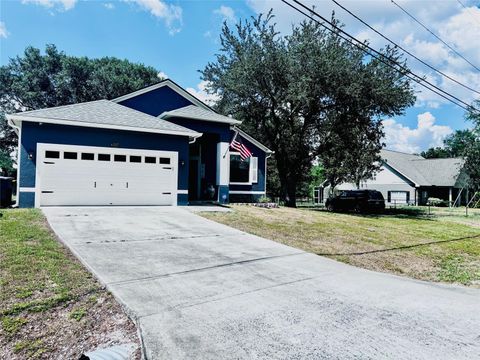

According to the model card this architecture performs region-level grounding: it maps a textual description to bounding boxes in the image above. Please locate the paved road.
[43,206,480,359]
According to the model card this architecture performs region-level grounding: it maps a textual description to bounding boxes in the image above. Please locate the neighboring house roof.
[112,79,213,111]
[6,100,201,138]
[160,105,242,125]
[381,149,465,187]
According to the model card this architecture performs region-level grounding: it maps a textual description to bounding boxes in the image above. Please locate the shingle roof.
[381,149,465,187]
[160,105,242,125]
[8,100,199,136]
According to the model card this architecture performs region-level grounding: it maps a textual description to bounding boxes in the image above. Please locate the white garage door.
[36,144,178,206]
[389,191,408,204]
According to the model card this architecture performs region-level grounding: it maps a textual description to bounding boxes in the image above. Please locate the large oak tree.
[202,13,415,206]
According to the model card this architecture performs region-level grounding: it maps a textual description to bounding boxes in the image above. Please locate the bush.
[427,197,448,207]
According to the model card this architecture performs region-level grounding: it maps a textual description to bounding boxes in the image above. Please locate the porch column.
[216,142,230,204]
[449,187,453,207]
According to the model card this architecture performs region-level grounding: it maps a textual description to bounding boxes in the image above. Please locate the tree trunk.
[276,158,297,207]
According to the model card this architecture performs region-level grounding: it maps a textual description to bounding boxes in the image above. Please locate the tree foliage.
[464,101,480,190]
[0,44,161,155]
[202,13,415,205]
[421,130,475,158]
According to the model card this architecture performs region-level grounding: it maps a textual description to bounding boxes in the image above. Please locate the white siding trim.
[19,187,35,192]
[177,189,188,194]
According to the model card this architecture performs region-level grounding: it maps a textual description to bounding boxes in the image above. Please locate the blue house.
[6,79,273,208]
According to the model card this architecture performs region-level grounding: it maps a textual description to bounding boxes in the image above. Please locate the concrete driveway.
[43,206,480,359]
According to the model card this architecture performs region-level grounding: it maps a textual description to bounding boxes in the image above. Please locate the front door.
[189,158,200,201]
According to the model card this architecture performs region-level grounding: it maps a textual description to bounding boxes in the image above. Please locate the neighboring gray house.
[321,149,468,206]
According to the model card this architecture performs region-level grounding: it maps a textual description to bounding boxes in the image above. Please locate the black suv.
[325,190,385,213]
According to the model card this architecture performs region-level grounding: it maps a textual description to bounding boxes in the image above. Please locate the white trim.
[19,187,35,192]
[7,114,202,139]
[217,142,230,186]
[112,79,211,111]
[177,189,188,194]
[231,127,273,153]
[35,143,179,207]
[229,191,266,195]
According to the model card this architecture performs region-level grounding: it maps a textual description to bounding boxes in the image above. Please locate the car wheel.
[354,204,362,214]
[326,204,334,212]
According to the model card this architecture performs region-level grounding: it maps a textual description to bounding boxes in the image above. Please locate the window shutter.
[387,191,391,202]
[250,157,258,183]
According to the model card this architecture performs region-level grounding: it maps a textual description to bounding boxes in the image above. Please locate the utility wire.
[332,0,480,95]
[456,0,480,26]
[279,0,476,112]
[391,0,480,72]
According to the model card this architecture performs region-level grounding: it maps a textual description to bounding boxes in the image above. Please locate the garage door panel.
[37,144,177,206]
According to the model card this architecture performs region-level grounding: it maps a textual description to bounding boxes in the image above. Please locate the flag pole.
[224,129,239,158]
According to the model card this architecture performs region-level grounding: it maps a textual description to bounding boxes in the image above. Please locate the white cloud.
[104,3,115,10]
[157,71,168,79]
[214,5,236,22]
[0,22,9,38]
[125,0,183,35]
[22,0,77,11]
[383,112,453,153]
[186,80,220,106]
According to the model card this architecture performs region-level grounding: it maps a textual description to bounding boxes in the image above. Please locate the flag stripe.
[230,139,252,160]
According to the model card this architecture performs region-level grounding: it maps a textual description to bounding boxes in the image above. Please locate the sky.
[1,0,479,153]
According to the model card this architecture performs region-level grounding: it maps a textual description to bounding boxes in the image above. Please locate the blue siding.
[19,121,190,207]
[18,192,35,208]
[177,194,188,205]
[118,86,193,117]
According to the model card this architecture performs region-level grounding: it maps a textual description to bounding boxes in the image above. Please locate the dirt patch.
[0,209,141,359]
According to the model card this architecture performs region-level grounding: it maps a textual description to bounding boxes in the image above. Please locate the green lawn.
[201,205,480,287]
[0,209,139,359]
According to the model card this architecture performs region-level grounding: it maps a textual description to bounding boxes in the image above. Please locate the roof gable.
[112,79,212,115]
[381,149,464,187]
[161,105,241,125]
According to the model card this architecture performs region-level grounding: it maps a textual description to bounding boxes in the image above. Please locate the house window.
[230,154,250,184]
[81,153,94,160]
[114,155,127,162]
[45,151,60,159]
[64,152,77,160]
[98,154,111,161]
[130,155,141,163]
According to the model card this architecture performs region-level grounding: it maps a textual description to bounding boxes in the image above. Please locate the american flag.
[230,137,252,161]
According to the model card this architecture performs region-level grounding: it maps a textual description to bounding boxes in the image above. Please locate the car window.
[369,191,384,200]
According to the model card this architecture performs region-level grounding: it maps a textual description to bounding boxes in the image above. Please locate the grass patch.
[1,317,27,337]
[69,307,87,322]
[201,205,480,287]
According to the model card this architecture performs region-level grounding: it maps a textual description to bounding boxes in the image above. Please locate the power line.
[332,0,480,95]
[391,0,480,72]
[282,0,475,111]
[279,0,476,112]
[456,0,480,26]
